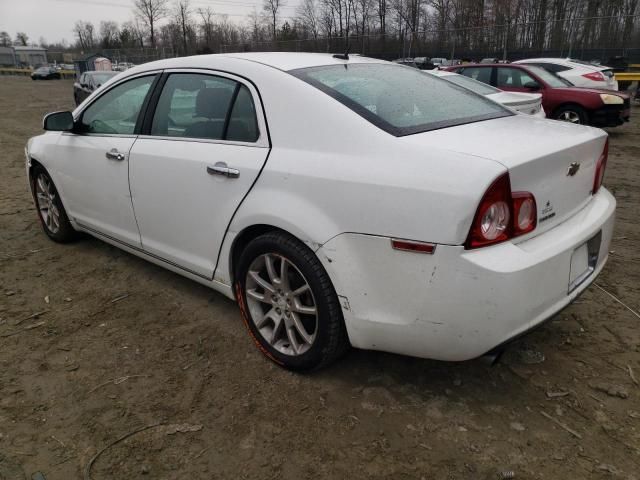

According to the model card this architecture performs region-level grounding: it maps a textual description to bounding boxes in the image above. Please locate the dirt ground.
[0,76,639,480]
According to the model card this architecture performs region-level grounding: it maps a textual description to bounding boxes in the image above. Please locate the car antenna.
[333,44,350,61]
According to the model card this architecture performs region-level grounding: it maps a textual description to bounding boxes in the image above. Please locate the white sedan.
[513,58,618,91]
[26,53,615,370]
[427,69,545,117]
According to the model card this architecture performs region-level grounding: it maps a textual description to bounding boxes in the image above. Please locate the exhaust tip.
[480,347,505,366]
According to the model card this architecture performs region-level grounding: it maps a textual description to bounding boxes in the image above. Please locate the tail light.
[582,71,605,82]
[466,173,537,249]
[593,138,609,194]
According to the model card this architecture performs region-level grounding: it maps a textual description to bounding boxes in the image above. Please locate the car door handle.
[105,149,126,161]
[207,163,240,179]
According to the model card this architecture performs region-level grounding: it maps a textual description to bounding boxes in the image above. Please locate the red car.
[445,63,630,127]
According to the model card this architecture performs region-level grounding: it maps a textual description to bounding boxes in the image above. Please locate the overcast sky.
[0,0,301,46]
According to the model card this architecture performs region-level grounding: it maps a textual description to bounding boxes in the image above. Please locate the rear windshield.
[527,65,573,87]
[291,64,511,136]
[440,74,500,96]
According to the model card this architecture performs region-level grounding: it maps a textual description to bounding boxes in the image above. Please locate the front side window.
[151,73,238,140]
[496,68,536,88]
[292,64,510,136]
[79,75,155,135]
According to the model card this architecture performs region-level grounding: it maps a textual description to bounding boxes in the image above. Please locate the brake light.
[512,192,537,235]
[582,71,605,82]
[593,138,609,194]
[466,173,537,249]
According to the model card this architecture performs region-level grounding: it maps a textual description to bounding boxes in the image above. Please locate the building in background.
[0,47,16,67]
[13,46,47,67]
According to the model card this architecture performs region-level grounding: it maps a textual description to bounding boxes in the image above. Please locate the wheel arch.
[227,224,317,286]
[551,102,589,119]
[27,157,46,194]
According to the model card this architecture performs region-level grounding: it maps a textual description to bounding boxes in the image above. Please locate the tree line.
[3,0,638,60]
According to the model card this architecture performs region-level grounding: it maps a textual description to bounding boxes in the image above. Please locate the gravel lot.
[1,76,639,480]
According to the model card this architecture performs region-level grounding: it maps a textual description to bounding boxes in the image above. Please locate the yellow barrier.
[614,72,640,81]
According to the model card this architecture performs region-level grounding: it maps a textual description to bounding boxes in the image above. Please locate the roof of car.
[129,52,388,74]
[515,58,569,64]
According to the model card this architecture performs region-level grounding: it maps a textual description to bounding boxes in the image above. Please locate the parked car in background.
[113,62,136,72]
[430,57,449,67]
[392,58,418,68]
[447,63,630,126]
[513,58,618,91]
[31,67,61,80]
[73,71,119,105]
[26,53,615,371]
[428,70,545,117]
[413,57,436,70]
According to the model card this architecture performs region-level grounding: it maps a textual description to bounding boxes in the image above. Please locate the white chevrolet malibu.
[26,53,615,371]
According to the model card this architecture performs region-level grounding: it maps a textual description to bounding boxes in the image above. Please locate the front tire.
[31,166,76,243]
[235,232,349,371]
[553,105,588,125]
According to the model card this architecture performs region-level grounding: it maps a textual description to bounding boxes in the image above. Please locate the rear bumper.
[318,189,616,361]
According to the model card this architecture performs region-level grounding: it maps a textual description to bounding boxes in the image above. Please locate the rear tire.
[235,231,349,371]
[31,166,76,243]
[553,105,588,125]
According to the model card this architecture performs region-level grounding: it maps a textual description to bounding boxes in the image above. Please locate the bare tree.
[73,21,95,50]
[263,0,285,39]
[133,0,168,48]
[198,6,215,48]
[297,0,320,40]
[175,0,192,54]
[0,31,11,47]
[100,20,120,48]
[14,32,29,46]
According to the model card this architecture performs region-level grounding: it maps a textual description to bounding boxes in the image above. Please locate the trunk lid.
[488,91,542,115]
[401,114,608,237]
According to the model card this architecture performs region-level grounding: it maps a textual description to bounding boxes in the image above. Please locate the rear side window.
[226,85,259,142]
[291,64,510,136]
[150,73,260,142]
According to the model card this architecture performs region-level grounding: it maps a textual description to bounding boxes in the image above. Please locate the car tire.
[31,165,77,243]
[553,105,588,125]
[235,231,349,371]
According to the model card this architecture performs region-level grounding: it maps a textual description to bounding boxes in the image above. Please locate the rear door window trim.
[138,68,268,148]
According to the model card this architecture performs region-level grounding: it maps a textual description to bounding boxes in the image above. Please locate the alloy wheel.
[245,253,318,356]
[558,110,581,123]
[35,174,60,234]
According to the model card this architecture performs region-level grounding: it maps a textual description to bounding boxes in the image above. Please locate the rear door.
[128,70,270,279]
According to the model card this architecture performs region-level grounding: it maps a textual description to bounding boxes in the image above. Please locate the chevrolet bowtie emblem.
[566,162,580,176]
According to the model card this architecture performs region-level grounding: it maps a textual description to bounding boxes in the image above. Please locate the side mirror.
[43,111,74,131]
[524,81,541,90]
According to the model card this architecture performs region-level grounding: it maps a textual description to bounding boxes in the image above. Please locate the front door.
[128,71,270,278]
[52,74,157,246]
